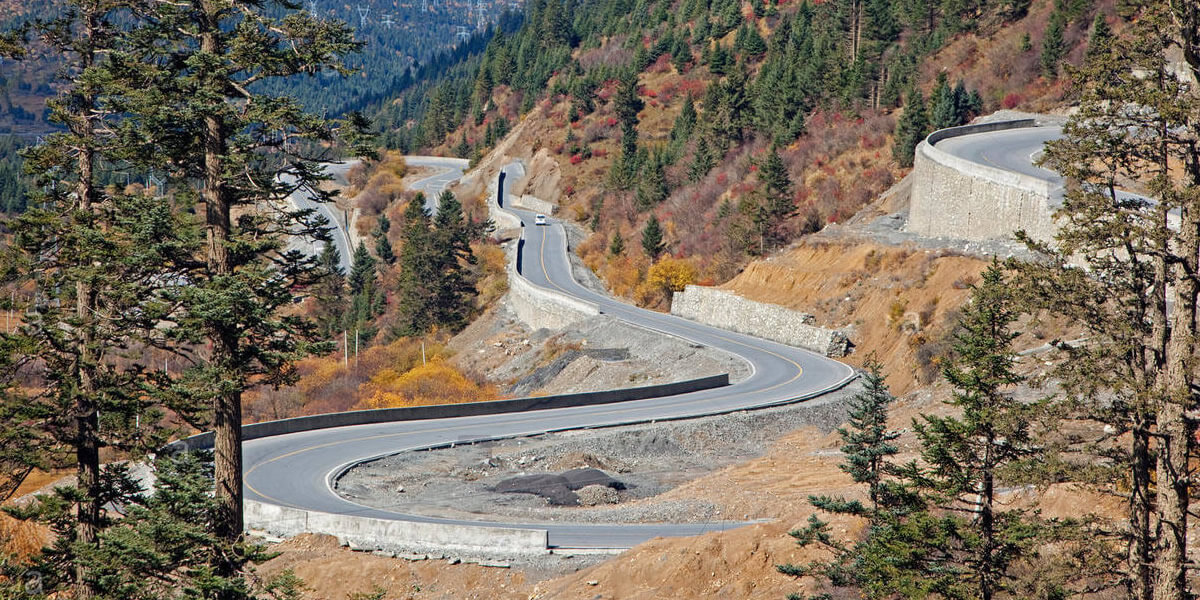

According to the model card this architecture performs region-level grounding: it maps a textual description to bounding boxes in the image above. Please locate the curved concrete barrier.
[245,500,548,557]
[921,120,1052,196]
[167,374,730,452]
[909,119,1059,243]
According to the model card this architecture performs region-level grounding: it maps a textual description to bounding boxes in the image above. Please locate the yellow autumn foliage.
[359,359,498,409]
[647,257,698,295]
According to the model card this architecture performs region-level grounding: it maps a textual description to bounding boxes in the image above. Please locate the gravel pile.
[491,468,626,506]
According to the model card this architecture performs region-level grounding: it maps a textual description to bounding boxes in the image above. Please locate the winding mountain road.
[289,156,470,275]
[935,125,1065,190]
[246,160,856,549]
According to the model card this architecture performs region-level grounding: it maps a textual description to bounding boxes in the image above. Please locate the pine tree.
[613,68,644,133]
[116,0,372,557]
[951,79,971,124]
[636,160,669,211]
[777,360,917,599]
[641,214,665,258]
[892,90,928,168]
[929,73,958,130]
[670,94,697,143]
[348,243,377,296]
[312,243,348,338]
[454,133,471,158]
[431,190,480,332]
[374,215,396,266]
[734,23,767,56]
[609,230,625,256]
[748,145,795,252]
[66,453,306,600]
[1013,10,1200,598]
[345,242,382,342]
[1086,12,1112,60]
[688,136,716,182]
[833,361,900,511]
[0,5,194,595]
[1040,15,1066,78]
[394,195,438,337]
[611,68,645,189]
[904,263,1037,600]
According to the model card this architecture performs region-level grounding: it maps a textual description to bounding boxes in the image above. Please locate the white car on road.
[535,214,548,226]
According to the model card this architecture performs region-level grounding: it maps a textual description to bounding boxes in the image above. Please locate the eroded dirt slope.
[723,239,987,394]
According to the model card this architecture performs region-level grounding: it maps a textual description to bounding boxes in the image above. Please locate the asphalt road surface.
[285,162,357,275]
[934,125,1064,185]
[289,157,469,275]
[244,161,856,549]
[405,156,470,213]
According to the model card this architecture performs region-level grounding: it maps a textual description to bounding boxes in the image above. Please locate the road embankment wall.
[507,237,599,330]
[670,286,851,358]
[907,120,1058,243]
[513,194,556,215]
[491,164,599,331]
[244,500,548,557]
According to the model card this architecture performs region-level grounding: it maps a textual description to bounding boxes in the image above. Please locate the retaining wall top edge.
[919,119,1053,196]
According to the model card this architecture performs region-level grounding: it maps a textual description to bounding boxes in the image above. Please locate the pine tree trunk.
[1152,89,1197,600]
[980,435,995,600]
[850,0,861,62]
[1130,416,1153,600]
[73,10,101,597]
[73,167,100,599]
[1154,210,1196,600]
[200,1,243,547]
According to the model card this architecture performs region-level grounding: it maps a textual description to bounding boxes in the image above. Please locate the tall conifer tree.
[116,0,373,560]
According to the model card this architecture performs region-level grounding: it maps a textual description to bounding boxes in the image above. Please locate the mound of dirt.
[547,451,620,472]
[577,485,620,506]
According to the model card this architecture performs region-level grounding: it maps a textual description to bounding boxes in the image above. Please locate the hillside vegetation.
[376,0,1108,310]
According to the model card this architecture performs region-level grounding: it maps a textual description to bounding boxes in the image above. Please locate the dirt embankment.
[723,239,986,395]
[447,295,748,398]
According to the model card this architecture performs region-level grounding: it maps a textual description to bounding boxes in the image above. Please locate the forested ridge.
[0,0,511,214]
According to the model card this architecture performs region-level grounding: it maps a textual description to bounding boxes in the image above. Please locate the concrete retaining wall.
[245,500,548,556]
[506,237,599,330]
[513,194,556,215]
[908,120,1059,243]
[670,286,851,357]
[508,261,599,329]
[493,166,599,331]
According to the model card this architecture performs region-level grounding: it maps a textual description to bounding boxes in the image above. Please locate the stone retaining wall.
[907,120,1059,243]
[670,286,851,358]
